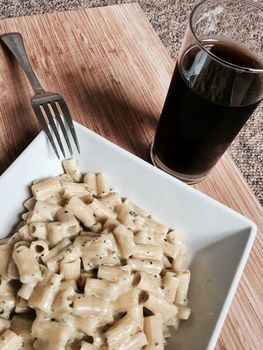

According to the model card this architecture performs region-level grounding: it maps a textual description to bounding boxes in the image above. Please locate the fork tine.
[42,104,66,158]
[58,99,80,153]
[51,102,73,156]
[32,104,60,159]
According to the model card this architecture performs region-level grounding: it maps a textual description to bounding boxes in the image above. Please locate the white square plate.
[0,122,256,350]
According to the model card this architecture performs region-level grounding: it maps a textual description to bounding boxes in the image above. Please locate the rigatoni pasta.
[0,157,191,349]
[0,329,23,350]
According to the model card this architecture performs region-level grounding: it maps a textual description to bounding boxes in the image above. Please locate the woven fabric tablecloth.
[1,0,262,205]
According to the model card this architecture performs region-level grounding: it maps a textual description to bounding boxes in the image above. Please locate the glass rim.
[189,0,263,74]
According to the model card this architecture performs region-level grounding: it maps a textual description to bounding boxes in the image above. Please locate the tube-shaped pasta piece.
[13,240,30,250]
[146,217,168,235]
[162,272,180,303]
[130,213,146,231]
[29,271,62,312]
[0,279,16,296]
[30,240,49,258]
[0,244,11,279]
[161,241,180,259]
[59,173,72,182]
[0,329,23,350]
[52,280,77,317]
[115,203,136,230]
[28,201,61,223]
[113,288,139,313]
[83,172,97,195]
[22,211,31,221]
[31,177,62,201]
[56,280,77,297]
[46,260,60,273]
[7,257,19,280]
[132,244,163,261]
[0,238,10,246]
[92,329,107,348]
[58,279,77,295]
[144,314,164,350]
[0,295,15,319]
[24,197,36,211]
[17,280,38,300]
[17,224,33,241]
[120,331,147,350]
[98,265,132,286]
[63,158,82,182]
[67,197,95,227]
[62,181,90,199]
[128,258,163,275]
[69,316,98,337]
[82,253,120,271]
[80,194,94,205]
[6,232,23,248]
[162,255,172,269]
[102,218,119,234]
[84,278,119,300]
[74,236,108,258]
[80,341,99,350]
[13,246,42,283]
[55,208,81,237]
[45,260,60,276]
[78,271,94,288]
[81,256,97,271]
[45,192,63,205]
[123,198,149,217]
[177,305,191,320]
[73,294,111,316]
[175,270,191,305]
[172,252,188,273]
[29,222,47,239]
[31,319,73,348]
[15,296,30,313]
[33,339,56,350]
[105,314,137,349]
[42,238,71,264]
[134,271,161,293]
[96,312,114,328]
[0,319,10,335]
[80,232,100,238]
[134,230,156,245]
[88,198,115,221]
[88,221,103,233]
[99,192,122,209]
[113,224,135,259]
[96,173,109,197]
[100,232,119,251]
[142,292,178,320]
[47,222,71,247]
[166,230,181,245]
[128,305,144,329]
[56,207,79,226]
[60,258,81,280]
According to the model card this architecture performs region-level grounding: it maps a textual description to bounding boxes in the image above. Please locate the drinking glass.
[151,0,263,184]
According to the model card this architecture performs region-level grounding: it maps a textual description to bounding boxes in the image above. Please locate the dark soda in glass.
[152,39,263,181]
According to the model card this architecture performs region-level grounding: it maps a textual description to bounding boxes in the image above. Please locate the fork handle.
[0,32,44,94]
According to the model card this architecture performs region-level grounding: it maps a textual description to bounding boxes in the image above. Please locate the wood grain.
[0,4,262,349]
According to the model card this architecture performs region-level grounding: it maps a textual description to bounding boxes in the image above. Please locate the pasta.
[0,329,23,349]
[0,157,191,349]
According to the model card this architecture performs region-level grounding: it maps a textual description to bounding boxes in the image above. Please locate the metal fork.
[0,32,80,159]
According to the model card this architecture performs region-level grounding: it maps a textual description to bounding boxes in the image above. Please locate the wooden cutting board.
[0,4,262,349]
